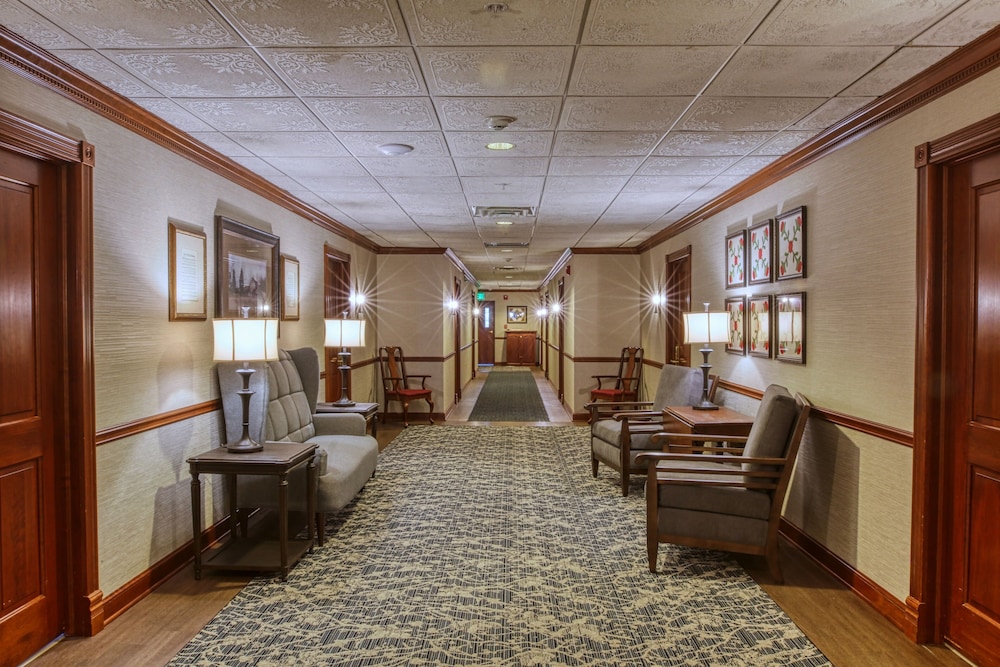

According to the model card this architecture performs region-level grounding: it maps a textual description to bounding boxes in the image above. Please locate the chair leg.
[425,397,434,424]
[766,542,784,584]
[591,455,598,478]
[646,473,658,573]
[315,512,325,547]
[622,471,630,497]
[402,399,410,427]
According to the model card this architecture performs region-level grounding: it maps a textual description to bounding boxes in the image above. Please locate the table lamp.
[683,304,728,410]
[213,318,278,452]
[325,317,366,406]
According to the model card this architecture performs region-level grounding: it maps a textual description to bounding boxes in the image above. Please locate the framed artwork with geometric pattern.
[747,219,773,285]
[775,206,806,281]
[747,295,772,358]
[725,296,746,355]
[725,229,746,289]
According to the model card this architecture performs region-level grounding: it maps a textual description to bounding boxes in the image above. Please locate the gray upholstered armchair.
[587,364,715,496]
[217,347,378,544]
[637,385,811,583]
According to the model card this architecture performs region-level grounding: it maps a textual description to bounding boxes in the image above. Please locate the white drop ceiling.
[2,0,998,289]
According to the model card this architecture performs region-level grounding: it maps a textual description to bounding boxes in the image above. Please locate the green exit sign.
[476,291,485,301]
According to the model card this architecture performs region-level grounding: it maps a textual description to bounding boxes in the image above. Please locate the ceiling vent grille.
[494,266,521,271]
[472,205,536,218]
[486,241,530,248]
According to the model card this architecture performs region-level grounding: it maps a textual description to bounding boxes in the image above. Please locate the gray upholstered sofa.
[217,347,378,544]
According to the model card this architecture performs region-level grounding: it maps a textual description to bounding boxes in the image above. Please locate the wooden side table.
[316,401,379,436]
[188,442,317,581]
[661,405,755,445]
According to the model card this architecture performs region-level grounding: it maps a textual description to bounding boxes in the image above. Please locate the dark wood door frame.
[323,245,352,402]
[913,113,1000,646]
[453,277,461,402]
[665,246,692,366]
[557,278,565,401]
[0,110,101,636]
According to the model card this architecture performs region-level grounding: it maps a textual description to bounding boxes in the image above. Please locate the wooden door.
[478,300,495,365]
[324,246,351,401]
[0,148,64,664]
[665,246,692,366]
[942,149,1000,664]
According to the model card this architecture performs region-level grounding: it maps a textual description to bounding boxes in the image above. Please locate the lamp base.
[225,436,264,453]
[692,400,720,411]
[227,365,264,453]
[691,346,718,410]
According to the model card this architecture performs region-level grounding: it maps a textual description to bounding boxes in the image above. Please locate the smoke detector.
[486,115,516,130]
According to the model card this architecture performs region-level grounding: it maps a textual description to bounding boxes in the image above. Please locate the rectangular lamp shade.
[325,319,366,348]
[683,311,729,344]
[213,318,279,361]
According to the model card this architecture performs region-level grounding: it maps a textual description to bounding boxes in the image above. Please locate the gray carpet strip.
[467,368,548,422]
[170,426,829,666]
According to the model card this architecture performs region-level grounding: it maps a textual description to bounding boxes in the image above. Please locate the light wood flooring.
[25,369,970,667]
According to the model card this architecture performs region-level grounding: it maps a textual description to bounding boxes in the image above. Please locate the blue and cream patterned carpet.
[169,425,830,666]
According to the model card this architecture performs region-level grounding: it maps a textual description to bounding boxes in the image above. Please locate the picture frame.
[280,254,300,321]
[725,229,746,288]
[747,219,773,285]
[776,292,806,364]
[747,295,772,358]
[168,222,207,321]
[725,296,746,355]
[215,215,280,318]
[507,305,527,324]
[776,206,806,281]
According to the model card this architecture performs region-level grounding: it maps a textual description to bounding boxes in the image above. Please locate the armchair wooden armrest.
[406,374,431,388]
[591,374,617,390]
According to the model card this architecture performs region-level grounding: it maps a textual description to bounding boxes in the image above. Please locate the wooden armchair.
[590,346,643,403]
[377,345,434,427]
[586,364,716,496]
[636,385,811,583]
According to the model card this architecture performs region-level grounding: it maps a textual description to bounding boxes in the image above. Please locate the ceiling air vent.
[472,205,536,218]
[494,266,521,271]
[485,241,530,248]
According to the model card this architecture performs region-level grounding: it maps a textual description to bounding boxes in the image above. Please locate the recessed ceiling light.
[494,220,514,226]
[500,249,513,252]
[486,142,515,151]
[377,143,414,156]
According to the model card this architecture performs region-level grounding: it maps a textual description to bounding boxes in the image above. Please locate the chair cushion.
[651,365,705,411]
[264,350,316,443]
[590,388,624,401]
[742,385,797,485]
[656,460,771,520]
[658,507,769,548]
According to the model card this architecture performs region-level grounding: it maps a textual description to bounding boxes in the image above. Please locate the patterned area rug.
[169,426,830,666]
[467,368,548,422]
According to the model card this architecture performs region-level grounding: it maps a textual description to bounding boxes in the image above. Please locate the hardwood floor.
[24,370,970,666]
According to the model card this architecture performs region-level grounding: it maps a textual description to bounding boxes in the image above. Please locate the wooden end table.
[661,405,755,445]
[188,441,317,581]
[316,401,379,436]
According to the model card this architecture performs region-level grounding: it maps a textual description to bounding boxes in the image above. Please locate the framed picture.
[215,215,279,318]
[776,206,806,280]
[725,229,746,288]
[776,292,806,364]
[168,222,207,321]
[507,305,527,324]
[725,296,746,355]
[747,295,772,358]
[280,255,299,321]
[748,219,773,285]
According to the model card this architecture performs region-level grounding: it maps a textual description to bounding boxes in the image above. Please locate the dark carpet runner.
[467,368,548,422]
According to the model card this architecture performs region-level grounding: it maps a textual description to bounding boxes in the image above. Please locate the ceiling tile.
[188,132,252,157]
[336,131,448,157]
[678,97,826,131]
[559,97,692,131]
[109,49,289,97]
[584,0,778,45]
[55,50,159,96]
[548,157,643,176]
[378,177,464,194]
[313,178,386,195]
[453,157,550,177]
[792,97,875,130]
[543,176,629,193]
[214,0,408,47]
[460,177,545,196]
[841,46,957,95]
[358,156,457,177]
[420,47,574,96]
[570,46,735,96]
[706,46,894,97]
[133,98,215,132]
[400,0,586,46]
[226,131,349,157]
[391,193,469,218]
[751,131,818,156]
[308,97,439,131]
[655,132,773,157]
[0,2,87,49]
[436,97,561,131]
[913,0,1000,45]
[176,98,324,131]
[445,131,553,158]
[553,131,661,157]
[265,48,425,97]
[638,156,739,177]
[750,0,966,46]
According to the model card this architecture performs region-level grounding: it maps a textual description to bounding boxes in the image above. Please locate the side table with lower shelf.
[188,441,317,581]
[660,405,755,445]
[316,401,379,436]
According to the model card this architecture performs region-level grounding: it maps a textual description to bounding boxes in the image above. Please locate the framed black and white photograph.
[215,215,279,318]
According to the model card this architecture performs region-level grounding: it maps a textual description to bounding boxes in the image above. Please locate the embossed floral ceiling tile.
[335,131,449,158]
[706,46,896,97]
[751,131,820,157]
[638,156,740,177]
[792,97,876,131]
[842,46,958,95]
[307,98,440,132]
[0,3,86,50]
[678,97,826,132]
[109,49,291,98]
[175,98,325,132]
[420,47,574,96]
[132,99,215,132]
[913,0,1000,45]
[400,0,585,45]
[265,48,425,97]
[357,156,457,178]
[436,97,562,131]
[445,131,554,158]
[307,176,386,194]
[571,46,735,96]
[377,177,464,195]
[554,131,661,157]
[584,0,778,45]
[57,51,160,97]
[452,157,550,177]
[559,97,692,132]
[215,0,407,47]
[257,156,371,181]
[458,177,546,195]
[225,132,351,158]
[548,157,644,176]
[654,132,774,157]
[544,175,630,194]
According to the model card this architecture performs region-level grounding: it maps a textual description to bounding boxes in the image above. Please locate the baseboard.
[380,411,443,426]
[100,518,229,626]
[780,519,920,640]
